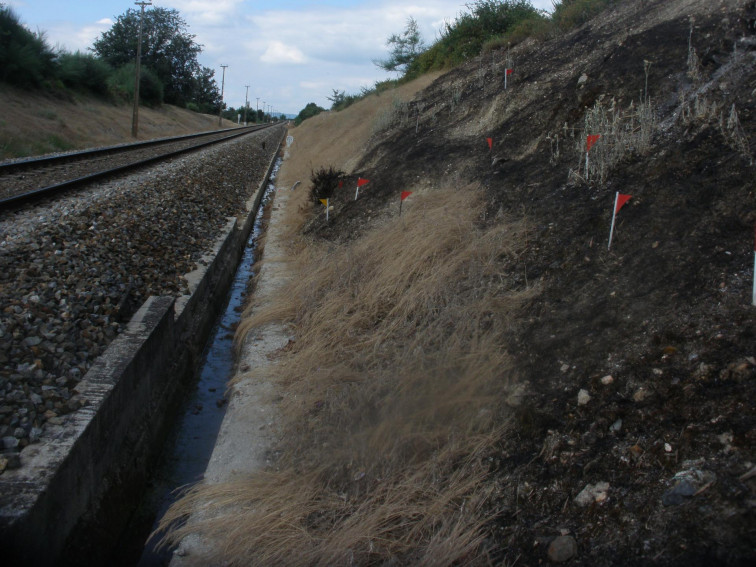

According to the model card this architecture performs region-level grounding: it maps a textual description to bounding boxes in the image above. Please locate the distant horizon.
[5,0,555,115]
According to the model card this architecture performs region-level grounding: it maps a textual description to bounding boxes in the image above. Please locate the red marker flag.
[355,177,370,199]
[586,134,601,152]
[504,68,513,89]
[615,193,632,214]
[608,192,631,250]
[399,191,412,215]
[486,137,493,150]
[585,134,602,180]
[338,180,343,188]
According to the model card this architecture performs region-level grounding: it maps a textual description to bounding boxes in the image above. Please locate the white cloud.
[159,0,245,25]
[299,80,332,92]
[43,19,113,53]
[23,0,560,114]
[261,41,307,64]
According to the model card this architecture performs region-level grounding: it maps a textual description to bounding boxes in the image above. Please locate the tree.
[92,7,218,108]
[374,17,425,75]
[191,66,221,113]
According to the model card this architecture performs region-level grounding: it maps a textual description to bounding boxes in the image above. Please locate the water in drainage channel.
[112,160,281,566]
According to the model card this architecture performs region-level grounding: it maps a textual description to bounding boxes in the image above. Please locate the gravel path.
[0,125,284,469]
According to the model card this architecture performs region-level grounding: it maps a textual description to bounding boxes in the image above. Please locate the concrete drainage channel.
[0,130,286,566]
[127,164,280,566]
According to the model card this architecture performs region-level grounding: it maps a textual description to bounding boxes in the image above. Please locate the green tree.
[0,6,57,88]
[374,17,424,75]
[191,66,221,113]
[92,7,218,108]
[294,102,326,126]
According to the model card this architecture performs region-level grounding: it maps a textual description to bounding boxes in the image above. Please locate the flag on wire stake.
[355,177,370,200]
[399,191,412,215]
[607,192,631,250]
[486,137,493,152]
[504,68,513,90]
[319,198,330,222]
[585,134,601,181]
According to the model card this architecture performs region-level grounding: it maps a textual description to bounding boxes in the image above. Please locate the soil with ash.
[301,0,755,565]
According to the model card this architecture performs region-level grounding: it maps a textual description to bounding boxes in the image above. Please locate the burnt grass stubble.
[303,2,755,565]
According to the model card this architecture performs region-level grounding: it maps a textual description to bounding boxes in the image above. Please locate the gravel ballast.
[0,125,285,469]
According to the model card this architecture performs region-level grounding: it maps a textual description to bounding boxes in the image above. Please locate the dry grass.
[276,72,443,187]
[158,185,535,565]
[0,86,238,159]
[273,72,443,248]
[574,91,656,184]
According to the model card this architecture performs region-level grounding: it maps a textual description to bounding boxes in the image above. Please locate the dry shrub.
[577,93,656,184]
[158,185,535,565]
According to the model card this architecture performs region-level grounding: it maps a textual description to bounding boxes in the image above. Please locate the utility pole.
[131,1,152,138]
[256,97,260,123]
[217,64,228,128]
[244,85,250,125]
[262,101,266,123]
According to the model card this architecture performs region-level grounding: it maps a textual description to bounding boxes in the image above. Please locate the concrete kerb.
[0,126,287,565]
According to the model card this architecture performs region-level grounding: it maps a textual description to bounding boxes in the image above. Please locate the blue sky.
[6,0,554,115]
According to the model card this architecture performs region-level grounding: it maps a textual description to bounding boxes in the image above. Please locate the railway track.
[0,123,274,209]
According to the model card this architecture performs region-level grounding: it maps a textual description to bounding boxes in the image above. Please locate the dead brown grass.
[0,86,238,159]
[275,73,443,241]
[158,185,535,565]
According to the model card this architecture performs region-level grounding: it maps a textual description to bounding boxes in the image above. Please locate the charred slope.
[303,0,755,564]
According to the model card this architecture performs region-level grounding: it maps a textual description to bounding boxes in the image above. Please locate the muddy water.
[111,162,280,566]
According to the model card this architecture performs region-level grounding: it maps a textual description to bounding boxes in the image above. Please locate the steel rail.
[0,124,277,210]
[0,124,265,175]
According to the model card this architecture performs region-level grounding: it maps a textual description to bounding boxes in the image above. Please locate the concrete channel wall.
[0,127,286,566]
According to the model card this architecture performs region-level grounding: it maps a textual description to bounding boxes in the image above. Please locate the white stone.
[577,389,591,406]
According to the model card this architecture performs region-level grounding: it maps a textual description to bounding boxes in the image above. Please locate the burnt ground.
[300,0,755,565]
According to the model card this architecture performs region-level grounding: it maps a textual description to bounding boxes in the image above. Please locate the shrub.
[294,102,326,126]
[551,0,618,30]
[309,166,345,204]
[57,51,112,97]
[406,0,543,76]
[0,6,57,88]
[107,63,164,106]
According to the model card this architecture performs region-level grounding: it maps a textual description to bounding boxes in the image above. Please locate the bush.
[57,51,112,97]
[0,6,57,88]
[551,0,618,30]
[107,63,164,107]
[406,0,542,76]
[309,166,344,204]
[294,102,326,126]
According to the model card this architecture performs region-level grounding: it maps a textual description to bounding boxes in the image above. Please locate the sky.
[5,0,554,115]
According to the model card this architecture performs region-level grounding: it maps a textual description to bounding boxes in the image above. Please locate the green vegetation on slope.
[325,0,620,114]
[0,5,221,113]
